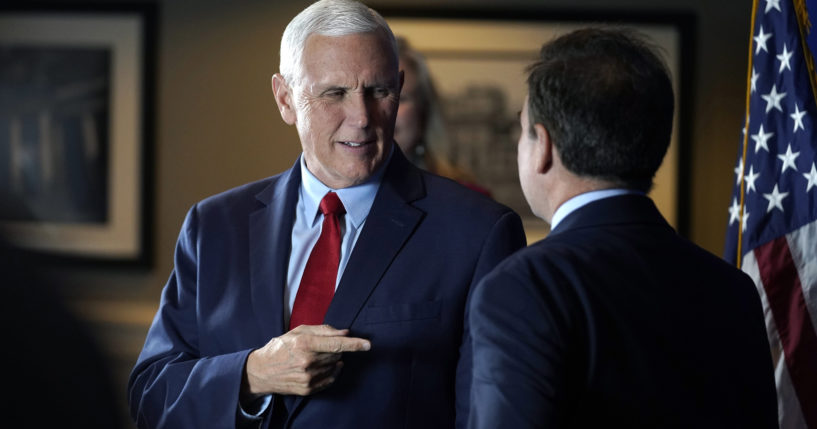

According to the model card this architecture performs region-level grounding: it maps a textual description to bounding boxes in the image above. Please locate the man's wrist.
[239,349,272,417]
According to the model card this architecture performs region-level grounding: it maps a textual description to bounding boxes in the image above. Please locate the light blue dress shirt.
[284,153,388,322]
[550,188,644,231]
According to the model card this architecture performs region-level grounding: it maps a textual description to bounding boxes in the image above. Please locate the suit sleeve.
[127,205,261,429]
[467,260,570,429]
[456,210,527,429]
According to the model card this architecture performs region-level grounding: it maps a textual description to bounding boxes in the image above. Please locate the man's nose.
[346,92,371,128]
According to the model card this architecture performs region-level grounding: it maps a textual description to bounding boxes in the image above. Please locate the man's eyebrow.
[363,80,398,89]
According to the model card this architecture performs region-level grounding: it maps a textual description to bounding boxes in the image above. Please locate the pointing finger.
[311,335,371,353]
[297,324,349,337]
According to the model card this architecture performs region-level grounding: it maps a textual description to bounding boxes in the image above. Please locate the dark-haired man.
[467,28,778,428]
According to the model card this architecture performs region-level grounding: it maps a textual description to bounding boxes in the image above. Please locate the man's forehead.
[303,30,393,53]
[299,34,398,86]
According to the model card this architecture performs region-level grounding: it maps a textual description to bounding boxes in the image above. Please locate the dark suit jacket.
[468,194,778,429]
[128,149,526,428]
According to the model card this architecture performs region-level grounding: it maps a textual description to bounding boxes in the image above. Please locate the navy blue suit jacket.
[468,195,778,428]
[129,149,526,428]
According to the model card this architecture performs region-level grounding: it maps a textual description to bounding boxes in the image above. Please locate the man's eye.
[324,89,346,98]
[372,87,391,98]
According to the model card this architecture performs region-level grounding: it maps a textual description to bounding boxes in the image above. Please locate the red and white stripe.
[742,219,817,429]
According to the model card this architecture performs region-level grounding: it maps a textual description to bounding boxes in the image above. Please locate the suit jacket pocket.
[362,300,441,325]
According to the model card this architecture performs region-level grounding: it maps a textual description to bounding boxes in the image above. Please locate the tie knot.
[319,192,346,216]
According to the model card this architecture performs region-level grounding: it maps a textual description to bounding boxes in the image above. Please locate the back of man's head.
[280,0,397,86]
[526,27,674,192]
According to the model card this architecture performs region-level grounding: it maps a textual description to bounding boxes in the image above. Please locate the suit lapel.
[323,149,425,328]
[249,160,301,339]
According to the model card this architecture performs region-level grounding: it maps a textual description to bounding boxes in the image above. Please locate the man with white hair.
[128,1,526,428]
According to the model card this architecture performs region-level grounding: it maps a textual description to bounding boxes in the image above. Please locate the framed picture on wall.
[0,3,156,265]
[382,8,695,243]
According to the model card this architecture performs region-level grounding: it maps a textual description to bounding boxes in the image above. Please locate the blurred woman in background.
[395,36,491,197]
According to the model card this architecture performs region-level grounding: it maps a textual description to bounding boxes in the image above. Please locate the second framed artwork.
[384,9,694,242]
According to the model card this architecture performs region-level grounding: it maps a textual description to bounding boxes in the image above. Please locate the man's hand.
[243,324,371,398]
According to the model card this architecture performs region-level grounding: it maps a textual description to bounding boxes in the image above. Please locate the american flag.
[724,1,817,428]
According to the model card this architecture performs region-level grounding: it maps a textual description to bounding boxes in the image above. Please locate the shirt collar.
[550,188,643,230]
[299,146,393,228]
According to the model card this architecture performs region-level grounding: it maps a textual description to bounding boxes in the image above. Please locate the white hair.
[280,0,397,86]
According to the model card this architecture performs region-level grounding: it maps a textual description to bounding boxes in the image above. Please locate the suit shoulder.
[196,174,283,213]
[482,235,602,299]
[674,235,757,289]
[490,239,558,274]
[471,239,577,326]
[420,171,517,220]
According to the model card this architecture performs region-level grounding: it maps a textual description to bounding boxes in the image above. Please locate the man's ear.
[271,74,297,125]
[533,123,553,174]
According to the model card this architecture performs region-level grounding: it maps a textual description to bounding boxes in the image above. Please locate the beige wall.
[49,0,750,426]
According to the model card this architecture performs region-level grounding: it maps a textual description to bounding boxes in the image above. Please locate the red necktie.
[289,192,346,330]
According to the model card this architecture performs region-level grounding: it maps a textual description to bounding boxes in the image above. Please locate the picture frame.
[381,8,695,243]
[0,2,156,266]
